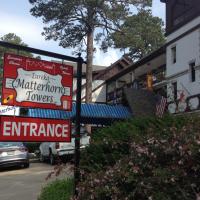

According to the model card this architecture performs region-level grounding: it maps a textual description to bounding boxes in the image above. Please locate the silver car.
[0,142,29,168]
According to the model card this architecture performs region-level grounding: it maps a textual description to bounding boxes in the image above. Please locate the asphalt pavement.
[0,162,73,200]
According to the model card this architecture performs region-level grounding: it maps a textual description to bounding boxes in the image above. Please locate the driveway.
[0,162,73,200]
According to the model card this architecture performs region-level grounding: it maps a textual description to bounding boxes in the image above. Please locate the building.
[161,0,200,113]
[74,55,132,103]
[103,0,200,116]
[104,47,166,117]
[106,47,166,105]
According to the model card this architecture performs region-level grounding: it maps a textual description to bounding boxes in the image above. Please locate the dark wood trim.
[166,69,189,80]
[166,13,200,36]
[106,23,200,84]
[161,0,200,36]
[106,83,108,103]
[106,46,166,83]
[166,23,200,46]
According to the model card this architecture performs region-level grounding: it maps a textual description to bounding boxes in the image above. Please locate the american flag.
[155,95,167,117]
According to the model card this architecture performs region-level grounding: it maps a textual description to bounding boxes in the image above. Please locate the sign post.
[0,41,84,196]
[74,54,83,195]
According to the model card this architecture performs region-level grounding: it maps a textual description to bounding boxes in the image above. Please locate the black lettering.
[12,79,25,88]
[25,82,30,89]
[26,90,33,100]
[37,84,42,91]
[50,96,53,103]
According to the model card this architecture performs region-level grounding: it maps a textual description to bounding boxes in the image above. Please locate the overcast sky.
[0,0,165,66]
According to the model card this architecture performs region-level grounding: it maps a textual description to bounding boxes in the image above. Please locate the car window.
[72,131,88,136]
[0,142,23,148]
[72,127,88,136]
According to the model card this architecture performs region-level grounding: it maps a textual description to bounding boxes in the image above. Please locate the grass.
[38,179,74,200]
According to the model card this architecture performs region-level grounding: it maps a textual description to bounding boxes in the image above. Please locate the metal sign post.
[74,53,83,195]
[0,41,84,196]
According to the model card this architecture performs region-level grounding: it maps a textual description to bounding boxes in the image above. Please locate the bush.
[38,179,74,200]
[74,114,200,200]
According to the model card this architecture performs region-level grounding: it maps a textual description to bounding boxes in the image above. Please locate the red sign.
[0,116,71,142]
[2,53,73,110]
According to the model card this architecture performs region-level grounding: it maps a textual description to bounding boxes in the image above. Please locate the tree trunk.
[86,29,94,103]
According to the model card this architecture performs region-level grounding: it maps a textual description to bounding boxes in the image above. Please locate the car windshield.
[0,142,23,148]
[72,127,87,136]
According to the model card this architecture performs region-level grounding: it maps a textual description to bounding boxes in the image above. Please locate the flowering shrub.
[74,115,200,200]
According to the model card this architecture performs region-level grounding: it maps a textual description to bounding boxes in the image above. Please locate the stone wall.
[124,88,156,117]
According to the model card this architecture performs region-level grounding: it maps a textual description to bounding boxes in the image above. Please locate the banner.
[2,53,73,110]
[0,116,71,142]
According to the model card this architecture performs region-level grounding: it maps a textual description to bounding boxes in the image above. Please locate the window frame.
[171,45,177,64]
[189,61,196,82]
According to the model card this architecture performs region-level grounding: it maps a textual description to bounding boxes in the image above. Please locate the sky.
[0,0,165,66]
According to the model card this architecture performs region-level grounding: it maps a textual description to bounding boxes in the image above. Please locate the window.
[172,82,177,101]
[171,46,176,64]
[189,62,196,82]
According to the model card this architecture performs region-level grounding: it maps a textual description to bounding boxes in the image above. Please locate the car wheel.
[24,162,30,168]
[39,153,45,162]
[49,153,55,165]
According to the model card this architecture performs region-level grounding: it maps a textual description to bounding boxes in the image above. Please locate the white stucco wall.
[73,78,106,103]
[167,16,200,43]
[92,83,106,102]
[166,28,200,77]
[166,17,200,113]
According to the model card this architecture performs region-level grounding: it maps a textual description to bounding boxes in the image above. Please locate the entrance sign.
[0,116,71,142]
[2,53,73,110]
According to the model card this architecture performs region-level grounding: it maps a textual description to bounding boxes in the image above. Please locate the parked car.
[39,129,90,165]
[0,142,29,168]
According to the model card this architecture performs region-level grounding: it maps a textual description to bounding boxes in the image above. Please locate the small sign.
[2,53,73,110]
[0,116,71,142]
[0,104,20,116]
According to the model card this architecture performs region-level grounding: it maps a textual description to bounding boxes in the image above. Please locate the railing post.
[74,53,83,196]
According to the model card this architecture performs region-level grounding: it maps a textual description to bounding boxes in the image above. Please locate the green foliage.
[74,114,200,200]
[38,179,74,200]
[0,33,33,93]
[111,9,166,60]
[29,0,152,101]
[29,0,152,52]
[0,33,32,64]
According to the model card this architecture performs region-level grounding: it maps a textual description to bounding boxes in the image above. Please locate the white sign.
[5,68,70,106]
[0,104,19,116]
[3,54,73,111]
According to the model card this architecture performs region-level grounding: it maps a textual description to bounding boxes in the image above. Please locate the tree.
[29,0,152,103]
[0,33,32,93]
[111,9,165,61]
[0,33,32,66]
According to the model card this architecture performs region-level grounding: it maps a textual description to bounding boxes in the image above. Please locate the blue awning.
[28,103,132,125]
